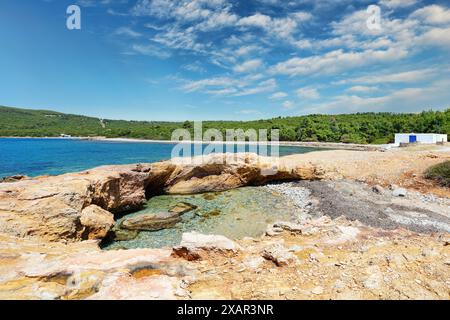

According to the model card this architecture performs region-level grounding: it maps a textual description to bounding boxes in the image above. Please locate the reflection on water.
[103,186,298,250]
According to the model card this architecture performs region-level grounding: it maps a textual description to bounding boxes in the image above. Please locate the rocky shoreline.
[0,149,449,299]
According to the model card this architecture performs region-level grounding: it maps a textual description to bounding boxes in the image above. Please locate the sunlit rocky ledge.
[0,149,449,300]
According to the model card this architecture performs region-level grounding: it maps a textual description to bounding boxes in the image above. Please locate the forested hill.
[0,106,448,144]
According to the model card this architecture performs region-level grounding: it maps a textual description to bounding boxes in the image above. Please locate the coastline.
[0,136,385,151]
[100,137,384,151]
[1,149,449,300]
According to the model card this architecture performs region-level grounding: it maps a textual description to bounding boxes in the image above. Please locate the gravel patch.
[263,180,450,234]
[263,183,312,220]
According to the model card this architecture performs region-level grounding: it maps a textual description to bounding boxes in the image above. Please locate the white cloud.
[416,27,450,48]
[181,76,239,93]
[337,68,436,85]
[380,0,418,8]
[291,11,313,22]
[131,43,171,59]
[132,0,224,19]
[234,78,277,96]
[233,59,263,73]
[297,87,320,99]
[195,10,239,31]
[125,0,450,113]
[238,13,272,28]
[182,61,206,73]
[270,92,288,100]
[236,109,261,115]
[180,75,276,97]
[132,0,237,31]
[270,47,408,77]
[152,26,208,54]
[301,79,450,114]
[346,86,379,93]
[411,5,450,25]
[206,88,238,95]
[238,13,300,39]
[235,45,262,56]
[115,27,142,38]
[77,0,120,7]
[282,100,294,109]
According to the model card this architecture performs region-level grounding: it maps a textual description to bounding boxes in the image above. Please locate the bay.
[0,138,322,177]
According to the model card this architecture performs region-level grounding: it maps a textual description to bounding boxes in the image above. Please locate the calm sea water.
[0,138,321,177]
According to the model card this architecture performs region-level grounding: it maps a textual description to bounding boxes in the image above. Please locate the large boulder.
[173,232,241,260]
[120,212,181,231]
[80,205,115,240]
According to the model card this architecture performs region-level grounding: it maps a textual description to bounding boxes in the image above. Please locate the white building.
[395,133,447,145]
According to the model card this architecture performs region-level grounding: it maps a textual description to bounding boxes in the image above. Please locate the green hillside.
[0,105,449,144]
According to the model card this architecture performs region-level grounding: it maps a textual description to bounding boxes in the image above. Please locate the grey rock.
[113,228,139,241]
[169,202,197,214]
[173,232,241,260]
[273,221,303,234]
[120,212,181,231]
[0,175,29,183]
[262,243,298,267]
[243,256,265,269]
[372,185,384,194]
[392,188,407,197]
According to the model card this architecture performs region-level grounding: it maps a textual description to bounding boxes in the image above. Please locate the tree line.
[0,106,448,145]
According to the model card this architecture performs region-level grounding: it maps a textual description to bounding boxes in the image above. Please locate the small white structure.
[395,133,447,145]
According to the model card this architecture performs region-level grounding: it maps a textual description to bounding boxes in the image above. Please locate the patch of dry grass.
[425,161,450,187]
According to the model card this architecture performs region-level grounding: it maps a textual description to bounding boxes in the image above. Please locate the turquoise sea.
[0,138,321,177]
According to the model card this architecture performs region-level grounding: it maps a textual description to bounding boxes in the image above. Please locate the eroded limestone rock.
[80,205,115,240]
[173,232,241,260]
[120,212,181,231]
[261,243,298,267]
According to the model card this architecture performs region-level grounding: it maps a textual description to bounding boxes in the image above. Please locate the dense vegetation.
[425,161,450,187]
[0,106,449,144]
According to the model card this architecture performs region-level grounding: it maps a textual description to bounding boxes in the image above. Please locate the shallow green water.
[103,186,297,250]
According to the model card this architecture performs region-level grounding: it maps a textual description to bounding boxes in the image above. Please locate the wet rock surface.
[169,202,197,214]
[120,212,182,231]
[105,186,296,250]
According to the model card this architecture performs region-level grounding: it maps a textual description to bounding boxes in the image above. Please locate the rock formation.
[173,231,241,260]
[0,149,449,300]
[120,212,182,231]
[0,153,323,242]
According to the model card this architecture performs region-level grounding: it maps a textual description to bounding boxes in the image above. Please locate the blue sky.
[1,0,450,121]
